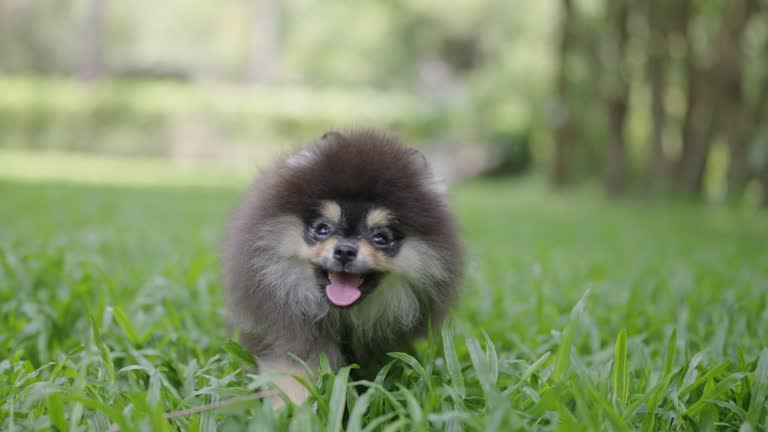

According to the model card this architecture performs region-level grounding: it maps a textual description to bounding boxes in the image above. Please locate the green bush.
[0,78,427,156]
[483,129,532,177]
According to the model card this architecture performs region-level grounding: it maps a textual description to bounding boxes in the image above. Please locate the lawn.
[1,153,767,431]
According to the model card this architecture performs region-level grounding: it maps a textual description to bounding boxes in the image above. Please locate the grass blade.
[611,329,628,410]
[641,328,677,429]
[381,418,409,432]
[441,319,465,397]
[347,389,374,432]
[399,384,425,427]
[698,379,717,431]
[662,328,677,379]
[679,361,730,400]
[746,348,768,426]
[481,330,499,389]
[89,313,117,403]
[388,352,434,396]
[288,352,317,382]
[361,413,397,432]
[223,339,259,370]
[686,372,750,417]
[553,288,591,382]
[351,380,407,415]
[113,306,141,345]
[464,330,496,398]
[47,393,66,432]
[326,365,352,432]
[503,351,551,396]
[585,383,631,431]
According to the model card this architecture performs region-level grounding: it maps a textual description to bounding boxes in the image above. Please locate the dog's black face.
[304,200,405,307]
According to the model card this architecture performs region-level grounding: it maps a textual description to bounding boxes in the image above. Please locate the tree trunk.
[724,79,752,201]
[676,0,752,196]
[77,0,107,82]
[676,68,712,195]
[550,0,575,189]
[248,0,281,84]
[645,0,670,190]
[726,49,768,199]
[761,163,768,208]
[604,98,628,196]
[675,0,709,196]
[602,0,631,197]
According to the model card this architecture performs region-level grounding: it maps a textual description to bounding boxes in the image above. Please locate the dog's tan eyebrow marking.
[319,200,341,223]
[366,207,394,227]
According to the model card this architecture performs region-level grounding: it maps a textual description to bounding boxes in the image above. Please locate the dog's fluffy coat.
[221,130,462,403]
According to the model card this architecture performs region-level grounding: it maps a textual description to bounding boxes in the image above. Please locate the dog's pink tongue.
[325,272,362,307]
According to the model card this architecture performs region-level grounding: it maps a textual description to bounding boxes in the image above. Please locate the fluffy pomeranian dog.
[222,129,462,404]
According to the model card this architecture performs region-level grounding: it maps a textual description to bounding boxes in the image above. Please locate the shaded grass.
[1,172,767,431]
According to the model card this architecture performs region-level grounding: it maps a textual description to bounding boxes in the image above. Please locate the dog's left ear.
[407,147,446,194]
[407,148,429,169]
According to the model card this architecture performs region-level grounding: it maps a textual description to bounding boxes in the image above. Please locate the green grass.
[1,155,768,431]
[0,149,252,187]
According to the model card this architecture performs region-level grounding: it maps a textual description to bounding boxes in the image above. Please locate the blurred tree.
[724,1,768,200]
[644,0,673,190]
[78,0,108,81]
[550,0,576,189]
[281,0,405,86]
[600,0,630,197]
[248,0,280,84]
[546,0,768,203]
[674,0,755,195]
[760,161,768,207]
[4,0,768,209]
[0,0,77,74]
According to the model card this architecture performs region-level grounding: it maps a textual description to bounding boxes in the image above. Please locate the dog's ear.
[320,131,344,142]
[407,147,428,169]
[406,147,446,194]
[287,131,345,167]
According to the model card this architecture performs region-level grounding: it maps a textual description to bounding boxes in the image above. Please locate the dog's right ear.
[320,131,344,142]
[287,131,343,167]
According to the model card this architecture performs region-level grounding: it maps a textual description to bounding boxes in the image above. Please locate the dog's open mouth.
[315,268,381,307]
[325,272,362,306]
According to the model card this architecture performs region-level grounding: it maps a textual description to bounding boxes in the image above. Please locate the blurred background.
[1,0,768,205]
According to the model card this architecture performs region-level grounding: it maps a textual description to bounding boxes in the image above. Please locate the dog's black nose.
[333,243,358,264]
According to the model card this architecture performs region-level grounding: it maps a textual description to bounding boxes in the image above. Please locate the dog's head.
[226,130,462,332]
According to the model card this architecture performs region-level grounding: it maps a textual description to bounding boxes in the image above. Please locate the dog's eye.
[313,222,332,238]
[371,232,392,248]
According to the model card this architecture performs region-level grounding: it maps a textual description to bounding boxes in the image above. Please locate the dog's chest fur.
[325,275,423,360]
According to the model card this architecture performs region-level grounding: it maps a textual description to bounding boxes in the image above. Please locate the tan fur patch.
[270,216,312,259]
[366,207,394,228]
[309,238,338,263]
[259,358,311,407]
[319,201,341,223]
[358,241,394,271]
[390,238,447,287]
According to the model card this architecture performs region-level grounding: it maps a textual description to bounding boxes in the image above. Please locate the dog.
[221,129,462,404]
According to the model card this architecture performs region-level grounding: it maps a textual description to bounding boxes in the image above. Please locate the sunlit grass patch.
[0,149,252,187]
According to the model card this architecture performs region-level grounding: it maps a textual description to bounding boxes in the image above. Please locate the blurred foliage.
[484,129,533,177]
[0,0,554,84]
[0,78,424,156]
[0,0,78,74]
[1,0,768,202]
